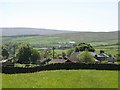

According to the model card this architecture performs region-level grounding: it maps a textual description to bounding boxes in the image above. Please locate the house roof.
[90,52,97,57]
[98,53,109,58]
[69,52,80,63]
[69,52,98,62]
[49,59,66,63]
[108,57,114,62]
[40,58,51,64]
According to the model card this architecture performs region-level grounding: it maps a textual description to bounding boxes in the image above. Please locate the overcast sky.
[0,0,119,32]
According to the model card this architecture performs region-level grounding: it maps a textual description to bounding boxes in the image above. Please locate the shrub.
[77,50,95,64]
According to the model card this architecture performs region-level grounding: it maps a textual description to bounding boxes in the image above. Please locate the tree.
[2,48,9,59]
[62,52,66,58]
[74,47,79,52]
[67,43,95,57]
[17,44,32,64]
[78,43,95,52]
[17,44,41,64]
[2,42,22,57]
[77,50,95,64]
[100,50,104,54]
[67,48,74,57]
[31,49,40,64]
[43,49,52,59]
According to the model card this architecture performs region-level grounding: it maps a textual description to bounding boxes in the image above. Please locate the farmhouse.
[0,57,14,67]
[39,58,51,64]
[69,51,110,63]
[95,53,109,61]
[69,52,79,63]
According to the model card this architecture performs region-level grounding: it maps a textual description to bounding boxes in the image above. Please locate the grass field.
[2,31,118,48]
[95,45,118,56]
[54,45,118,56]
[2,70,118,88]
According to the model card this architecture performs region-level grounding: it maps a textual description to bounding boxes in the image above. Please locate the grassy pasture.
[2,31,118,48]
[95,45,118,56]
[1,32,119,88]
[2,70,118,88]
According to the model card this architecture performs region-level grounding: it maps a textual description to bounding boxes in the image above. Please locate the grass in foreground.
[2,70,118,88]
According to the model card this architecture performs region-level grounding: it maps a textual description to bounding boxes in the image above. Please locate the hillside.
[1,27,73,36]
[53,31,118,42]
[1,27,118,48]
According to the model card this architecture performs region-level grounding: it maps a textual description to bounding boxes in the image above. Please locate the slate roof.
[69,52,80,63]
[98,53,109,58]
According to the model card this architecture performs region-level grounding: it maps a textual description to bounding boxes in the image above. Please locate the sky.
[0,0,119,32]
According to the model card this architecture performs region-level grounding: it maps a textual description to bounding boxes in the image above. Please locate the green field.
[2,31,118,48]
[95,45,118,56]
[2,31,118,57]
[1,31,119,88]
[2,70,118,88]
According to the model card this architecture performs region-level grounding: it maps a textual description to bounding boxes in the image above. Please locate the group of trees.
[17,44,40,64]
[67,43,95,57]
[1,43,56,64]
[67,43,96,64]
[1,42,119,65]
[76,43,95,52]
[1,43,40,64]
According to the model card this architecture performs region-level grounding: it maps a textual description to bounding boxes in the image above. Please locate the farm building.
[69,52,79,63]
[69,51,110,63]
[95,53,109,61]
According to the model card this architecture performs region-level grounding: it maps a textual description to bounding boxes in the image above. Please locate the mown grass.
[2,70,118,88]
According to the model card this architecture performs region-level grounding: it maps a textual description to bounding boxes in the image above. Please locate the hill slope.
[53,31,118,42]
[1,27,73,36]
[1,27,118,47]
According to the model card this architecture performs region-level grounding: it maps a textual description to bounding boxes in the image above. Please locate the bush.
[77,50,95,64]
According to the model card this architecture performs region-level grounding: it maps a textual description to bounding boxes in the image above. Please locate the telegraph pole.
[52,47,55,59]
[13,44,16,56]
